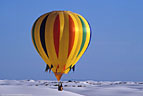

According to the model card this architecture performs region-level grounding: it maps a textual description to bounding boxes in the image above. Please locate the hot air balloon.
[31,11,91,90]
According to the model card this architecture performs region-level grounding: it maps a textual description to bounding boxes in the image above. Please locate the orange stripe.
[68,15,75,57]
[53,15,60,58]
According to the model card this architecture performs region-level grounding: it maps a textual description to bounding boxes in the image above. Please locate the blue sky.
[0,0,143,81]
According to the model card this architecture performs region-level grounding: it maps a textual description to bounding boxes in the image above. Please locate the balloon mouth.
[54,72,63,81]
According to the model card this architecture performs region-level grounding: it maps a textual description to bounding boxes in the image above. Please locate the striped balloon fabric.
[32,11,91,80]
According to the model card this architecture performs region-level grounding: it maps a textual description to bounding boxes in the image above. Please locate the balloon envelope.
[32,11,91,81]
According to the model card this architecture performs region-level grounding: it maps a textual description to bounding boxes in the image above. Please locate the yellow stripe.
[45,12,58,72]
[59,12,64,41]
[57,12,65,72]
[64,12,83,74]
[58,12,69,72]
[72,14,91,67]
[34,13,51,65]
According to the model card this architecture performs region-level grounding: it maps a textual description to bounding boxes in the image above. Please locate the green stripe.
[77,16,87,56]
[32,19,42,57]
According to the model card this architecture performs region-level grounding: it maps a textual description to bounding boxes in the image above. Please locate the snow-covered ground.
[0,80,143,96]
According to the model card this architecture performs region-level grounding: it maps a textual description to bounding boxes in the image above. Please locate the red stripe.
[68,15,75,57]
[53,15,60,58]
[56,65,59,72]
